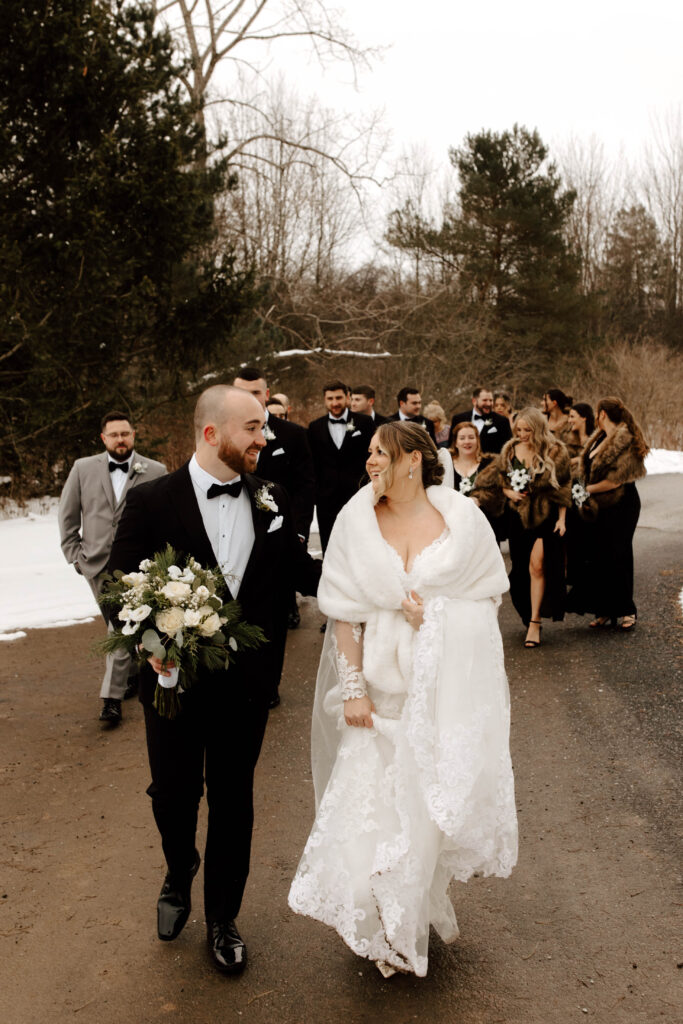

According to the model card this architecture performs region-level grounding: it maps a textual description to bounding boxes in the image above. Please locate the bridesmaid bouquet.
[98,545,266,718]
[507,458,532,494]
[571,481,590,508]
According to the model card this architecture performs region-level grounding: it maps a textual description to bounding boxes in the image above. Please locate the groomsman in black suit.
[449,386,512,454]
[350,384,388,425]
[308,380,375,552]
[108,386,320,974]
[387,386,436,441]
[233,367,315,700]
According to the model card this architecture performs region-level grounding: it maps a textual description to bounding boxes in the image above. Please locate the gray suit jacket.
[58,451,167,578]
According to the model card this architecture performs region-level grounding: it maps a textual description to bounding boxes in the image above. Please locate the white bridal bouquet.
[98,545,266,718]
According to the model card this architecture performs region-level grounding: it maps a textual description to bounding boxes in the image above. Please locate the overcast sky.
[286,0,682,165]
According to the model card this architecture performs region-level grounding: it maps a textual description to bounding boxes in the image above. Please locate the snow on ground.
[0,449,681,639]
[0,511,99,635]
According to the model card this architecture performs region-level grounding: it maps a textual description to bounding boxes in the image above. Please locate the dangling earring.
[408,466,414,480]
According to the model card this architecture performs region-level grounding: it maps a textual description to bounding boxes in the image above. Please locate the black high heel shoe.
[524,620,542,648]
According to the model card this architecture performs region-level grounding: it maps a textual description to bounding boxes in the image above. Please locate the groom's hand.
[147,656,175,676]
[344,695,375,729]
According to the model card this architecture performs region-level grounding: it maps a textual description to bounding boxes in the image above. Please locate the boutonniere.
[132,461,146,475]
[345,419,356,433]
[255,483,279,513]
[483,419,493,428]
[263,423,276,442]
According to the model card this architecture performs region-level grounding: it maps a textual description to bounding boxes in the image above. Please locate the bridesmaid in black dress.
[474,407,571,647]
[567,397,648,631]
[450,421,493,493]
[449,421,506,541]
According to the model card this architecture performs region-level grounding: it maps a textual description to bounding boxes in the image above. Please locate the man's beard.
[108,444,133,462]
[217,437,258,475]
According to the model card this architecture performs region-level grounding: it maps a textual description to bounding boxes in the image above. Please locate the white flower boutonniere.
[345,419,356,433]
[255,483,279,513]
[263,423,276,442]
[459,475,474,494]
[133,461,146,475]
[483,419,493,428]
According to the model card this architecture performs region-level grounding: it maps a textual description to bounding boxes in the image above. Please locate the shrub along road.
[1,475,681,1024]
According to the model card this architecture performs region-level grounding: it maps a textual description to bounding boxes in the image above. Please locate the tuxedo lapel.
[98,453,116,510]
[240,474,268,592]
[171,463,219,575]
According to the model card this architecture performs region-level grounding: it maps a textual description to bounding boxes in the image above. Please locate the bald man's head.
[193,385,260,442]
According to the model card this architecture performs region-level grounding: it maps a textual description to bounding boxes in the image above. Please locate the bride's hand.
[344,695,375,728]
[401,590,424,630]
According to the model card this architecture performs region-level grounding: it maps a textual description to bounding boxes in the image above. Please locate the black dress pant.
[141,669,270,923]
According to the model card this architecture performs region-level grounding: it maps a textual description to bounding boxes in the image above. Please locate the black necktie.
[207,480,242,499]
[109,461,129,473]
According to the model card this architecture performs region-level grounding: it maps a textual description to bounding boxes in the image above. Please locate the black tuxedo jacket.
[256,415,315,541]
[307,411,375,506]
[386,411,436,442]
[449,409,512,454]
[108,462,320,699]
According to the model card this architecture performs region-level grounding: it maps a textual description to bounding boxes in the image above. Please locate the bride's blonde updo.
[373,421,444,500]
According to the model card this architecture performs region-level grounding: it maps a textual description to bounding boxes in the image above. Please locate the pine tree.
[0,0,253,484]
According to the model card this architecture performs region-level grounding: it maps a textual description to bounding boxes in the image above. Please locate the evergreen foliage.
[0,0,254,484]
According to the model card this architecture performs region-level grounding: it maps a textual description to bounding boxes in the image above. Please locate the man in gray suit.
[58,411,166,725]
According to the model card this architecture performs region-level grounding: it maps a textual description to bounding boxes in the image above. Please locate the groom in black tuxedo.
[108,386,320,974]
[449,386,512,454]
[308,380,375,552]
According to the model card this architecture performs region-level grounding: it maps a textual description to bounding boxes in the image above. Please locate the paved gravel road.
[1,475,681,1024]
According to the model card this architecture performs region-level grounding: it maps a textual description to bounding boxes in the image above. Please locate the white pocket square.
[352,430,361,437]
[267,515,284,533]
[488,426,497,433]
[272,447,285,456]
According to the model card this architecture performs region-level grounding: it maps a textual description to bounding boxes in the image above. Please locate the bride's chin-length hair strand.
[372,422,444,501]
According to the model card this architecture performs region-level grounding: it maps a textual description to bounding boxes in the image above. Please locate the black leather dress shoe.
[207,919,247,974]
[287,609,300,629]
[157,850,201,941]
[99,698,122,725]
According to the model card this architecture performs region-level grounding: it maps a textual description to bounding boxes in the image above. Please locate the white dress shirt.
[471,411,485,434]
[188,453,254,596]
[109,449,136,504]
[328,409,349,449]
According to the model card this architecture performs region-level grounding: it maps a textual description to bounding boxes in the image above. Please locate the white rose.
[118,605,134,622]
[183,609,202,627]
[139,559,152,571]
[197,604,216,618]
[122,571,147,586]
[180,569,196,583]
[122,620,140,636]
[155,606,186,635]
[130,604,152,622]
[167,565,183,580]
[198,613,221,636]
[195,585,210,601]
[160,581,192,604]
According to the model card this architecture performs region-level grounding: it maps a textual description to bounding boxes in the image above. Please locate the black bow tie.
[207,480,242,499]
[109,461,129,473]
[405,416,421,423]
[473,413,485,421]
[328,415,347,423]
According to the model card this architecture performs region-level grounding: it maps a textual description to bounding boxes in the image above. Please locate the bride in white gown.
[288,422,517,977]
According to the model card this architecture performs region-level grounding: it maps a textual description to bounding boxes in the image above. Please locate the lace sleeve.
[332,620,367,701]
